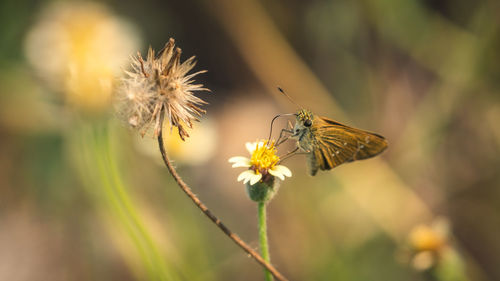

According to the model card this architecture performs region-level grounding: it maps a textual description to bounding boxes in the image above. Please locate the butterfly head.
[291,109,314,140]
[297,109,313,127]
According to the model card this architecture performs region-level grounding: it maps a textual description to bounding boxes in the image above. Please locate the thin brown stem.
[157,130,289,281]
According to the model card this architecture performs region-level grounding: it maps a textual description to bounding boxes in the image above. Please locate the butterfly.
[289,109,387,175]
[273,88,388,176]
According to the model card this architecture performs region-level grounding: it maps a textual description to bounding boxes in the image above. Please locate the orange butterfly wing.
[307,116,387,175]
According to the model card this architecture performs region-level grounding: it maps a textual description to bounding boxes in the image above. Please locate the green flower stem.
[258,201,273,281]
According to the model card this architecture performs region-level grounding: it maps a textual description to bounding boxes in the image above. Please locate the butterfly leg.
[278,146,299,162]
[276,122,294,146]
[279,147,311,162]
[276,129,292,146]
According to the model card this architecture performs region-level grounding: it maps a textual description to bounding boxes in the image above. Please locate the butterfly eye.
[304,119,312,127]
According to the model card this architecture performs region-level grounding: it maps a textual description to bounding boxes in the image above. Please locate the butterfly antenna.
[278,87,302,109]
[267,114,282,142]
[267,113,296,144]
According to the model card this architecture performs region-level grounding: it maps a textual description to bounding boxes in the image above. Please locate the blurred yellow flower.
[409,218,448,252]
[24,1,140,111]
[407,217,450,271]
[134,118,217,165]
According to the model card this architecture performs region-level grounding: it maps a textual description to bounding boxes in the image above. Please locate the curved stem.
[258,201,273,281]
[157,130,288,281]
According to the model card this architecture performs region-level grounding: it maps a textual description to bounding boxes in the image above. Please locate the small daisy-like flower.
[409,220,448,253]
[117,38,209,140]
[229,140,292,185]
[406,217,452,271]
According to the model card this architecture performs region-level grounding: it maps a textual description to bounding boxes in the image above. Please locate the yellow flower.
[134,118,217,165]
[229,140,292,185]
[409,218,448,253]
[408,217,450,271]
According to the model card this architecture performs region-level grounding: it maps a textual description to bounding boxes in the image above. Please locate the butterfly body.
[290,109,388,176]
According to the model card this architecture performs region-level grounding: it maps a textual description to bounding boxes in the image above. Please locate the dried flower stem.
[157,123,288,281]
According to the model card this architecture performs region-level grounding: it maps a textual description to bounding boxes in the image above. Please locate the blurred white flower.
[24,1,140,110]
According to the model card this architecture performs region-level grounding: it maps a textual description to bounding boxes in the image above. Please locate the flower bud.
[245,176,280,202]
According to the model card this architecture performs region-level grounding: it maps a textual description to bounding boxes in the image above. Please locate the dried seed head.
[116,38,209,140]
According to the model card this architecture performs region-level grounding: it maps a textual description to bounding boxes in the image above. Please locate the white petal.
[249,173,263,185]
[237,170,256,182]
[229,156,247,163]
[275,165,292,177]
[245,142,257,154]
[232,162,252,168]
[228,156,251,167]
[269,165,292,180]
[268,169,284,180]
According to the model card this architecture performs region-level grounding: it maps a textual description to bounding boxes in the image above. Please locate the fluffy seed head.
[116,38,209,140]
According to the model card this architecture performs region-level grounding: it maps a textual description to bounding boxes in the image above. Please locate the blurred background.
[1,0,499,280]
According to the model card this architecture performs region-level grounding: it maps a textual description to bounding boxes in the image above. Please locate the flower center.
[250,141,279,173]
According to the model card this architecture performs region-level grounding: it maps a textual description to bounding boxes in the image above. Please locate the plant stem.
[156,129,288,281]
[258,201,273,281]
[77,123,175,281]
